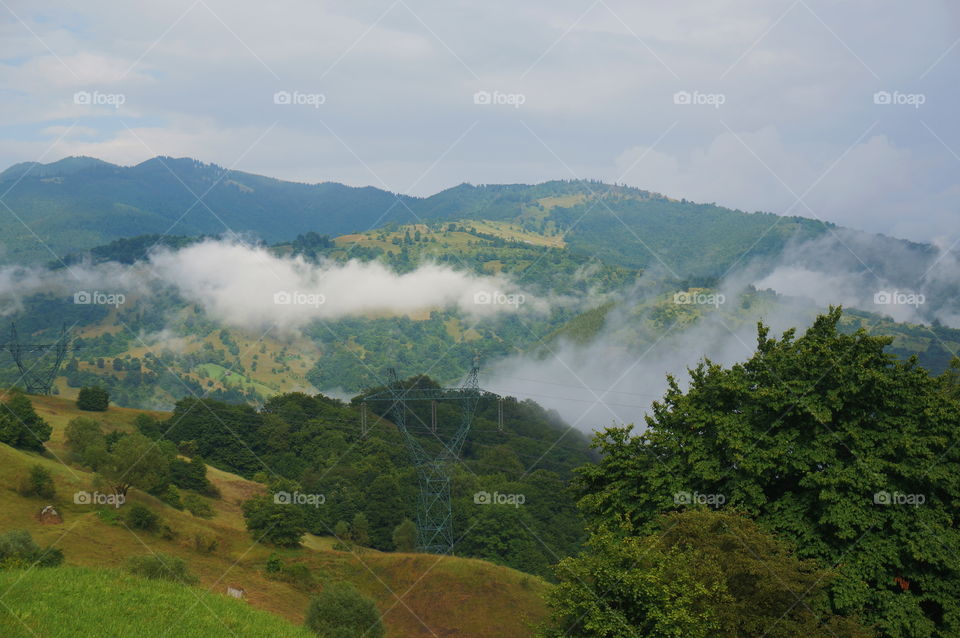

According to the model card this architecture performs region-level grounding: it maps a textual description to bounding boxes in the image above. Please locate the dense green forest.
[153,385,591,577]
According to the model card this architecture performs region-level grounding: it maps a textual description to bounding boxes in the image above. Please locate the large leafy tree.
[102,433,175,498]
[540,510,872,638]
[241,478,307,547]
[574,309,960,638]
[0,391,52,452]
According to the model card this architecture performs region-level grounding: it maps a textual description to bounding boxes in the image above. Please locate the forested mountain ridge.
[0,156,931,279]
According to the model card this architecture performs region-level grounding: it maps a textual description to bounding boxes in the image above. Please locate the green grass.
[0,395,552,638]
[0,566,313,637]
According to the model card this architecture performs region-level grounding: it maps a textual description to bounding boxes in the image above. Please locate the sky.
[1,0,959,245]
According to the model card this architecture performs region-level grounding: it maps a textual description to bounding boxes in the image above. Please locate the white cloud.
[0,239,543,330]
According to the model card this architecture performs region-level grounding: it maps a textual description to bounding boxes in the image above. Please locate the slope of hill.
[2,156,933,281]
[0,567,314,638]
[0,395,551,638]
[0,157,412,264]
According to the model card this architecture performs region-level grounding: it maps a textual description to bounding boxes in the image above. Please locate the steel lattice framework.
[5,323,73,395]
[362,365,495,554]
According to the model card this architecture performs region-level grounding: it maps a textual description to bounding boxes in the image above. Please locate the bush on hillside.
[392,519,416,552]
[17,464,56,499]
[0,530,64,569]
[124,504,160,532]
[76,386,110,411]
[125,553,198,585]
[305,582,383,638]
[183,492,215,518]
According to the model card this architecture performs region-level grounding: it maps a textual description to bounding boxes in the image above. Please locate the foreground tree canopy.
[541,510,873,638]
[572,309,960,638]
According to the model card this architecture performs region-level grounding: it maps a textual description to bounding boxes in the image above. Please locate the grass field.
[0,567,314,638]
[0,394,551,638]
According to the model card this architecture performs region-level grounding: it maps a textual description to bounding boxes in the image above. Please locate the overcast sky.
[2,0,958,244]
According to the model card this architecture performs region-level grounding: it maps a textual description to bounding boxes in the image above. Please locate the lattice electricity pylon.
[5,323,73,395]
[362,364,499,554]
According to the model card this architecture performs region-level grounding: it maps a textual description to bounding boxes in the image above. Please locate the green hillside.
[2,157,931,281]
[0,394,553,638]
[0,567,313,638]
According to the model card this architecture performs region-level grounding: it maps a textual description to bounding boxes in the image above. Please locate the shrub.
[183,493,215,518]
[125,553,198,585]
[241,491,305,547]
[192,532,219,554]
[124,504,160,532]
[0,530,64,569]
[160,485,184,510]
[133,413,162,439]
[0,391,52,451]
[17,465,56,499]
[265,553,283,574]
[277,563,315,589]
[305,582,384,638]
[76,386,110,411]
[351,513,369,547]
[392,518,416,552]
